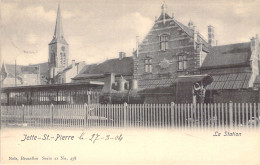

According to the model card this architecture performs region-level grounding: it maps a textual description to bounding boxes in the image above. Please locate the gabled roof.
[0,63,8,81]
[1,62,49,85]
[73,57,134,80]
[202,42,251,69]
[4,64,24,77]
[151,12,209,50]
[157,12,172,21]
[56,63,79,75]
[21,65,40,74]
[175,20,209,49]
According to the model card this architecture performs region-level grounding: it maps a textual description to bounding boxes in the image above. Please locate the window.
[160,35,169,51]
[51,53,55,64]
[144,59,152,73]
[178,55,187,70]
[60,53,66,65]
[63,53,66,65]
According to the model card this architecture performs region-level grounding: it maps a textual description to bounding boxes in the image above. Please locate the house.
[0,63,41,87]
[55,60,85,83]
[72,52,134,85]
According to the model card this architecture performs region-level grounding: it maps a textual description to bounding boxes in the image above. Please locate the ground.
[1,127,260,165]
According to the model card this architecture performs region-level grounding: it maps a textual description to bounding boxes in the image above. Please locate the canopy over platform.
[173,74,213,87]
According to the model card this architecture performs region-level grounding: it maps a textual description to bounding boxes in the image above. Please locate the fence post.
[22,104,25,124]
[229,101,233,129]
[50,104,54,127]
[124,102,127,128]
[87,90,91,104]
[171,102,174,128]
[84,103,88,128]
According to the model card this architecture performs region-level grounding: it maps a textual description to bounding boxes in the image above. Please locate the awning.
[206,73,251,90]
[174,74,213,87]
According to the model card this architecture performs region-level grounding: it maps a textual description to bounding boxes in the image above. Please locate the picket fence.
[1,102,260,129]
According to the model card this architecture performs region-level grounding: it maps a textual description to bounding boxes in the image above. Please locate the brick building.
[131,3,260,103]
[134,3,209,89]
[71,3,260,104]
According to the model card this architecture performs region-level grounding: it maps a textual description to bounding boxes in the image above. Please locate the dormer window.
[160,34,169,51]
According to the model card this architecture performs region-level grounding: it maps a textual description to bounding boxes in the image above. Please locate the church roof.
[49,4,68,45]
[201,42,251,69]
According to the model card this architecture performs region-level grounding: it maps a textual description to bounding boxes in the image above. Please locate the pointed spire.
[161,1,167,14]
[161,1,167,24]
[54,3,64,39]
[49,3,68,45]
[1,61,8,82]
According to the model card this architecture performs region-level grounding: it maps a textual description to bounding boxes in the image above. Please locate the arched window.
[60,53,63,65]
[160,34,169,51]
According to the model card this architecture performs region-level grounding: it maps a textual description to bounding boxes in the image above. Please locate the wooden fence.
[1,102,260,129]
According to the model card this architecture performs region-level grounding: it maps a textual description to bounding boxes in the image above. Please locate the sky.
[1,0,260,66]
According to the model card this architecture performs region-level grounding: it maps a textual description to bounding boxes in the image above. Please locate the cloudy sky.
[1,0,260,65]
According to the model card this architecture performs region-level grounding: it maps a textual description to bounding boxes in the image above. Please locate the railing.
[1,102,260,129]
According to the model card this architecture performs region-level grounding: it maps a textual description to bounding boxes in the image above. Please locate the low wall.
[213,89,259,103]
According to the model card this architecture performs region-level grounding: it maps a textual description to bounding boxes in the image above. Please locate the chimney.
[208,25,215,47]
[193,25,198,49]
[251,36,256,51]
[136,36,139,58]
[188,20,194,29]
[130,79,138,90]
[102,73,115,93]
[71,60,75,66]
[118,76,126,91]
[119,52,126,60]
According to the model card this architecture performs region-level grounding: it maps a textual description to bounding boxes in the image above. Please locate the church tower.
[48,4,69,83]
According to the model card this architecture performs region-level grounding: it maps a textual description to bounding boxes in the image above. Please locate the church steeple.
[48,3,69,83]
[49,3,68,45]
